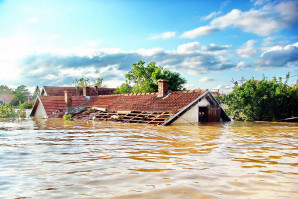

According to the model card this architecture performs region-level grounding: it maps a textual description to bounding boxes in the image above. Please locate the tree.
[0,85,13,94]
[74,77,106,88]
[113,83,131,94]
[224,75,298,121]
[115,61,186,93]
[10,85,29,106]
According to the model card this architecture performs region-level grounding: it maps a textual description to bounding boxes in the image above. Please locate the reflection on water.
[0,118,297,198]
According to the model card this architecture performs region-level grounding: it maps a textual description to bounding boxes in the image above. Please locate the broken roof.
[83,90,208,114]
[41,86,116,96]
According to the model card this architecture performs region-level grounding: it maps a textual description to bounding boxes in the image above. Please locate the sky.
[0,0,297,93]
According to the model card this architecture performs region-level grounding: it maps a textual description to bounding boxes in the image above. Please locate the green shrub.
[224,75,298,121]
[63,114,74,121]
[0,105,17,118]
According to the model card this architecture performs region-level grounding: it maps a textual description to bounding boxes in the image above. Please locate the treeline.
[224,75,297,121]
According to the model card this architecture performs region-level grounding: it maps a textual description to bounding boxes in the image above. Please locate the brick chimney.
[64,90,73,113]
[75,86,80,96]
[94,86,98,95]
[83,86,91,96]
[157,79,169,97]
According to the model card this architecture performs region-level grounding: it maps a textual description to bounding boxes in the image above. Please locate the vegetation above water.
[114,60,186,94]
[224,74,297,121]
[63,114,74,121]
[0,105,26,118]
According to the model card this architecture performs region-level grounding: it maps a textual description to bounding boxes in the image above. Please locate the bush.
[0,105,17,118]
[224,76,298,121]
[63,114,74,121]
[19,101,34,109]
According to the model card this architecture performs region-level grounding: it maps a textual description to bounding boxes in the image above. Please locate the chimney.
[94,86,98,95]
[83,86,91,96]
[64,90,73,113]
[75,86,80,96]
[157,79,169,97]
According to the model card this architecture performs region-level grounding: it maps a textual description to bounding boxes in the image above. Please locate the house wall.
[172,97,210,124]
[34,102,47,118]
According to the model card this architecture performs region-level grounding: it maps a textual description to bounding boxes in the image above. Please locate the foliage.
[0,105,17,118]
[224,75,298,121]
[213,93,225,103]
[10,85,29,106]
[113,83,131,94]
[74,77,105,88]
[0,85,13,94]
[19,100,34,109]
[63,114,74,121]
[115,61,186,93]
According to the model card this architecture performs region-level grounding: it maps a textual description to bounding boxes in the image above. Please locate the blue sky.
[0,0,297,93]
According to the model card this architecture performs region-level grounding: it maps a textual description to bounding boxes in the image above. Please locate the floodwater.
[0,118,297,199]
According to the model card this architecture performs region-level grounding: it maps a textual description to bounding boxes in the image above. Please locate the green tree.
[10,85,29,106]
[0,85,13,94]
[74,77,106,88]
[113,83,131,94]
[224,75,298,121]
[116,61,186,93]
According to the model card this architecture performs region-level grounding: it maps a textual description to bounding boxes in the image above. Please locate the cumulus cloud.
[236,40,258,58]
[148,31,176,40]
[16,42,239,86]
[256,42,298,68]
[177,42,201,54]
[199,77,218,82]
[181,0,298,38]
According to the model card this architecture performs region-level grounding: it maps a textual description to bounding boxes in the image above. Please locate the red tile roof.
[0,94,14,102]
[42,86,116,96]
[39,96,87,118]
[83,90,207,114]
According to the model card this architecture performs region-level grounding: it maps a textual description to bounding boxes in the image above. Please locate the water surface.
[0,118,297,198]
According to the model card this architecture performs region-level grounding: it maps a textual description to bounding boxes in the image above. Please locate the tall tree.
[115,61,186,93]
[10,85,29,106]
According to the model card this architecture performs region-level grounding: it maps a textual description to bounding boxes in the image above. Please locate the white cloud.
[177,42,201,54]
[181,1,298,38]
[149,31,176,40]
[211,9,283,36]
[256,42,298,68]
[236,40,258,58]
[181,26,219,38]
[199,77,218,82]
[201,11,220,20]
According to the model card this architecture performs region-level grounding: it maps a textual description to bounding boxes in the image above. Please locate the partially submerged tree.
[224,74,298,121]
[115,61,186,93]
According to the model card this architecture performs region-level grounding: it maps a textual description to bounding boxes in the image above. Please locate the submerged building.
[30,80,230,125]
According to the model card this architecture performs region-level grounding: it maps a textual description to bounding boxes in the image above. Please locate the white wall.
[34,102,48,118]
[172,97,210,124]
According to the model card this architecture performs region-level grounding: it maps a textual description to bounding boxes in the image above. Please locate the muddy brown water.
[0,118,297,199]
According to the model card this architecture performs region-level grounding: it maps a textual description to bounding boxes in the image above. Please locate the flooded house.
[30,80,230,125]
[0,94,14,105]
